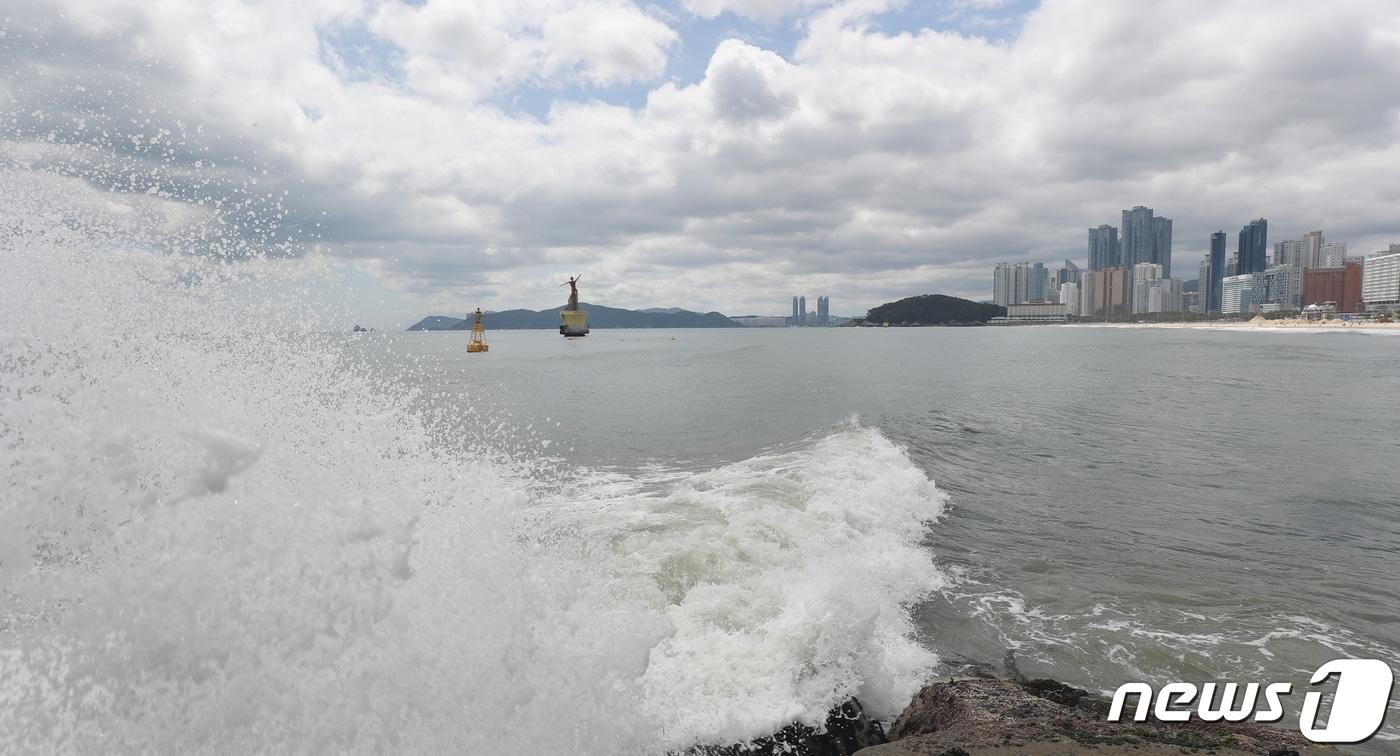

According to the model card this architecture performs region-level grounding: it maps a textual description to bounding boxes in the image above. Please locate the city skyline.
[992,206,1400,318]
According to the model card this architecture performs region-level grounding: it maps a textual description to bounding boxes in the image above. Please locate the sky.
[4,0,1400,325]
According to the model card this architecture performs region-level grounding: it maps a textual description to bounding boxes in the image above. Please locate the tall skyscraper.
[1153,216,1173,278]
[1121,206,1154,270]
[791,296,800,324]
[797,295,807,325]
[1209,231,1226,312]
[1303,230,1323,269]
[1274,239,1305,268]
[816,296,829,324]
[1056,258,1081,287]
[1238,218,1268,275]
[1088,225,1119,270]
[1117,206,1172,275]
[993,263,1013,306]
[1198,256,1212,313]
[1028,262,1049,301]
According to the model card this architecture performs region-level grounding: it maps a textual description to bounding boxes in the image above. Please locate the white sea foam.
[0,170,947,753]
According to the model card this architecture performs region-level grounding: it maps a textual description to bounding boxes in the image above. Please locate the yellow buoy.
[467,308,489,353]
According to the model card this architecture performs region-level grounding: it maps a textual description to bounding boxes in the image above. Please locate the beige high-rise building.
[1302,230,1324,269]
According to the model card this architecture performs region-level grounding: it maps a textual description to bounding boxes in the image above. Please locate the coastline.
[1077,318,1400,334]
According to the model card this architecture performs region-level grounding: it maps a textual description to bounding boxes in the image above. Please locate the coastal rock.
[686,698,887,756]
[857,677,1332,756]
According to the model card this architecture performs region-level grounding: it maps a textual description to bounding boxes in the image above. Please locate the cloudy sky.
[4,0,1400,323]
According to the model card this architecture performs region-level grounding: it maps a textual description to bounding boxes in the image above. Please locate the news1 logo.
[1107,659,1394,744]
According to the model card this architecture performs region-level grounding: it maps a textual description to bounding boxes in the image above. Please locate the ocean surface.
[3,192,1398,752]
[370,326,1400,751]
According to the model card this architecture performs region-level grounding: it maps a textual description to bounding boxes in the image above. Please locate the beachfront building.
[1258,265,1302,311]
[1079,266,1131,317]
[1362,249,1400,311]
[1221,273,1255,314]
[816,296,830,324]
[1060,282,1080,316]
[1132,263,1162,314]
[1302,261,1364,313]
[996,302,1069,323]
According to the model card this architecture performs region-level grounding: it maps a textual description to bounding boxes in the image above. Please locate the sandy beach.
[1085,316,1400,334]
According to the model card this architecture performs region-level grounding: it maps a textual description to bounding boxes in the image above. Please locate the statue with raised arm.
[562,274,581,311]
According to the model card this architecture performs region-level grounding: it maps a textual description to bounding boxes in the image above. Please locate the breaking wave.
[0,170,947,753]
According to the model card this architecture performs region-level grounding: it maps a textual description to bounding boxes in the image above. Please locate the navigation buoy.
[467,308,489,353]
[560,274,589,337]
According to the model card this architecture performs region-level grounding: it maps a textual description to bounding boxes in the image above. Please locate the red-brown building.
[1302,260,1363,313]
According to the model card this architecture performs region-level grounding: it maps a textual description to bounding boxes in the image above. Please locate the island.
[859,294,1005,326]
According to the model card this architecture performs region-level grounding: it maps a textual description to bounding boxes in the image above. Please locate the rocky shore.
[692,674,1330,756]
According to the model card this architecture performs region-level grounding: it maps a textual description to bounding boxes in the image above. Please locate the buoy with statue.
[560,274,589,337]
[466,308,489,352]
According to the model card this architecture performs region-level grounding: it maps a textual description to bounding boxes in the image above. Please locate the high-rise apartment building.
[1273,240,1305,268]
[993,263,1013,307]
[1238,218,1268,275]
[1209,231,1226,312]
[797,295,807,325]
[1056,259,1081,287]
[1198,255,1213,313]
[1028,262,1049,301]
[1082,266,1131,317]
[816,296,830,324]
[791,296,800,323]
[1088,225,1119,270]
[1121,206,1154,270]
[1153,216,1173,278]
[1320,241,1347,268]
[1060,282,1080,316]
[992,262,1049,305]
[1303,230,1323,269]
[1362,249,1400,311]
[1132,263,1162,314]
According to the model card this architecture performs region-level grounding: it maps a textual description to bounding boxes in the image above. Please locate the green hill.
[863,294,1004,325]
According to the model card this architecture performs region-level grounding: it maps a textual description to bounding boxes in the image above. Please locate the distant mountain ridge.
[407,302,739,331]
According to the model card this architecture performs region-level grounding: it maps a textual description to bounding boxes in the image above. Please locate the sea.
[2,178,1398,753]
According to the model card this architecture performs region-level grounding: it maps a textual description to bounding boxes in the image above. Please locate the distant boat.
[467,309,489,353]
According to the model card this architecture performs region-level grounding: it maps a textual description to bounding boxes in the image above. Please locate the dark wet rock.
[686,698,887,756]
[858,677,1332,756]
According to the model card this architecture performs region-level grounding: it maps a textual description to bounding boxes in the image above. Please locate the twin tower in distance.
[791,295,832,326]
